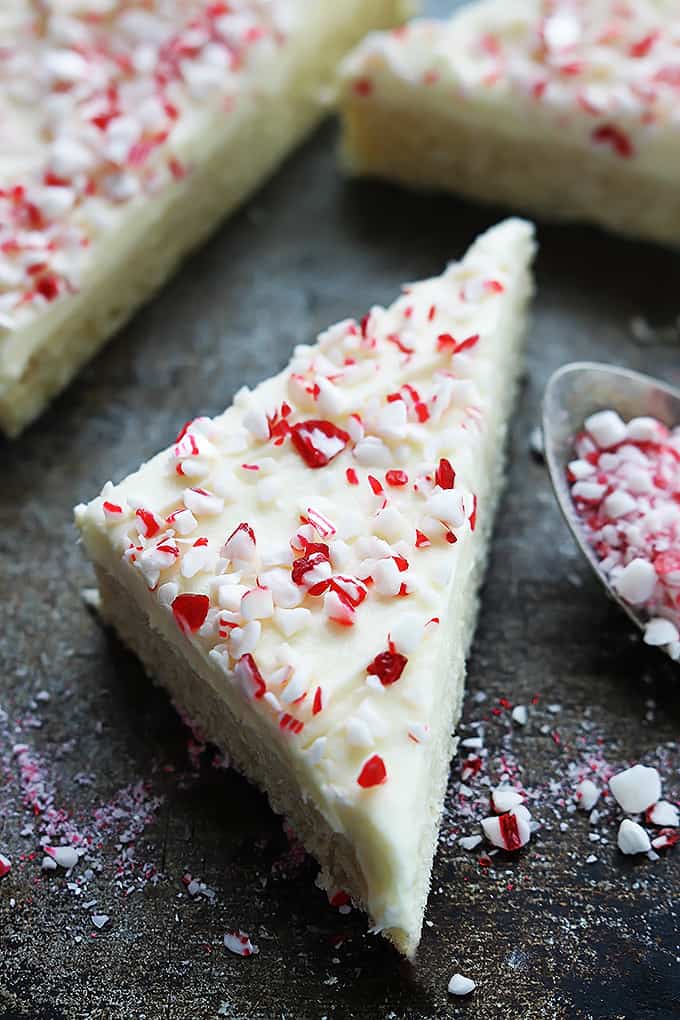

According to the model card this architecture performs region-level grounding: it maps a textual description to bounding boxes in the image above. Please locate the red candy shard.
[386,470,408,487]
[312,686,323,715]
[346,467,359,485]
[367,650,408,686]
[238,653,267,700]
[592,123,634,158]
[291,549,330,590]
[469,494,478,531]
[290,420,350,469]
[498,812,523,852]
[435,458,456,490]
[456,333,480,353]
[226,521,256,546]
[171,593,210,634]
[136,508,161,538]
[354,77,373,97]
[357,754,387,789]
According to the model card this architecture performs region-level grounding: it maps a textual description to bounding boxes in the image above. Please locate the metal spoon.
[542,361,680,658]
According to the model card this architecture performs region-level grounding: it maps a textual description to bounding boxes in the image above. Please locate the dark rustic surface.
[1,2,680,1017]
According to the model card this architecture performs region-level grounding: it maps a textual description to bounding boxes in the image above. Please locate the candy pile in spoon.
[568,409,680,659]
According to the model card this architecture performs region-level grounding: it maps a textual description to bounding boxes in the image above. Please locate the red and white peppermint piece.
[241,587,274,621]
[183,487,224,517]
[646,801,679,828]
[481,807,531,851]
[171,593,210,635]
[290,420,350,468]
[0,853,11,878]
[425,489,466,529]
[135,507,163,539]
[304,506,337,539]
[222,523,257,566]
[224,930,259,957]
[229,622,261,659]
[235,654,266,700]
[651,829,680,851]
[181,539,214,580]
[45,845,80,870]
[166,507,198,536]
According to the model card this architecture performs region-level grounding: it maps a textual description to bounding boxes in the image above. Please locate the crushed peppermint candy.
[617,819,652,855]
[568,411,680,658]
[224,930,259,957]
[609,764,661,814]
[447,973,476,996]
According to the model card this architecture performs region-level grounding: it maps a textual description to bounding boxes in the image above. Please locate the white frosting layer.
[76,218,536,943]
[341,0,680,182]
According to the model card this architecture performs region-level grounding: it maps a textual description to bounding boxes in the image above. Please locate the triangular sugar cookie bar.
[76,218,536,957]
[341,1,680,246]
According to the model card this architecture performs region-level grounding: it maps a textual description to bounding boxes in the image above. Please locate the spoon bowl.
[542,361,680,655]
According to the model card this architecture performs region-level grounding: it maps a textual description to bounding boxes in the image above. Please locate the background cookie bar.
[0,0,414,436]
[340,1,680,247]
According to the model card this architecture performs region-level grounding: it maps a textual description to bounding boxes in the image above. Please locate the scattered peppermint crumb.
[609,764,661,814]
[448,973,476,996]
[511,704,528,726]
[80,587,102,611]
[617,819,652,855]
[224,930,259,957]
[91,914,109,930]
[529,426,544,460]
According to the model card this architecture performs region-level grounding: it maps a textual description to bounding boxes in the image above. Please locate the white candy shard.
[458,835,482,851]
[92,914,110,929]
[647,800,679,828]
[585,410,628,449]
[617,819,651,855]
[491,786,524,814]
[447,973,476,996]
[575,779,600,812]
[614,558,657,606]
[609,764,661,814]
[46,845,80,870]
[511,704,528,726]
[644,618,679,647]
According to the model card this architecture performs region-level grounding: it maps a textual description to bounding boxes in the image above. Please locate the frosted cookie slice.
[76,218,536,958]
[0,0,413,436]
[340,1,680,246]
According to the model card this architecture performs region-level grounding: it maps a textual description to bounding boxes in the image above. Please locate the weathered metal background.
[1,2,679,1017]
